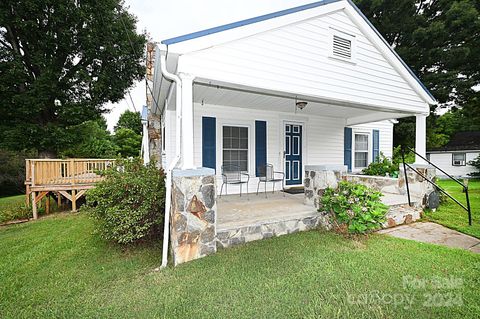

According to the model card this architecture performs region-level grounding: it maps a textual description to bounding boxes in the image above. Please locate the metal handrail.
[404,147,467,188]
[401,147,472,225]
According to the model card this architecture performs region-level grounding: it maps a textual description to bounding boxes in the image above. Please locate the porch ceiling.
[192,81,413,125]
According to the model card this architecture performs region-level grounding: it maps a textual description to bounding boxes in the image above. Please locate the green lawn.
[1,213,479,318]
[424,179,480,238]
[0,195,30,224]
[0,194,25,208]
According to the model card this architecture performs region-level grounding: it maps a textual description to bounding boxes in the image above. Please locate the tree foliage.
[355,0,480,148]
[60,118,118,158]
[0,0,145,156]
[113,128,141,158]
[114,110,142,135]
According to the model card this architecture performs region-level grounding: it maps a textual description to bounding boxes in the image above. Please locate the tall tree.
[114,110,142,135]
[355,0,480,148]
[0,0,145,156]
[113,128,141,157]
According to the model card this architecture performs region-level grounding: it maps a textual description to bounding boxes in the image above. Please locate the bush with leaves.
[468,155,480,177]
[321,181,388,234]
[392,145,415,166]
[86,158,165,244]
[362,153,399,178]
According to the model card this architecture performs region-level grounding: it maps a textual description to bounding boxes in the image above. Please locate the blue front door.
[285,123,302,185]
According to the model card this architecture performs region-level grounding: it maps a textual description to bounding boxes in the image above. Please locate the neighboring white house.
[427,131,480,177]
[146,0,436,195]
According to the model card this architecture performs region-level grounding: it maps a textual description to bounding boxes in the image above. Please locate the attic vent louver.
[332,35,352,59]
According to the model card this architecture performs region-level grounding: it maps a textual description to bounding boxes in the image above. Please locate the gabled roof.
[429,132,480,152]
[159,0,436,105]
[161,0,340,45]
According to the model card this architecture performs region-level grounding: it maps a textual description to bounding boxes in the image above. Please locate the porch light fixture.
[296,101,308,110]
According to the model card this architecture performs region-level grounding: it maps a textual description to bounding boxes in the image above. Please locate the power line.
[117,7,161,113]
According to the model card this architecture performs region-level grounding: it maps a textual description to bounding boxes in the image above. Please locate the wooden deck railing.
[26,159,114,187]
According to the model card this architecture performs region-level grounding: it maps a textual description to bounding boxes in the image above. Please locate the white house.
[427,131,480,177]
[147,0,436,195]
[145,0,440,267]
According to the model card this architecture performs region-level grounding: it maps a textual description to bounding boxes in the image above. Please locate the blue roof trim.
[161,0,340,45]
[346,0,435,101]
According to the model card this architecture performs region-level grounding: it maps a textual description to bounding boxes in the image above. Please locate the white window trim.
[352,130,371,171]
[329,27,357,64]
[452,152,466,166]
[219,122,252,174]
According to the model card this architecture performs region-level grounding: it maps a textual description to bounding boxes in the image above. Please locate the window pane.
[453,153,465,161]
[355,152,368,168]
[223,126,231,138]
[355,134,368,151]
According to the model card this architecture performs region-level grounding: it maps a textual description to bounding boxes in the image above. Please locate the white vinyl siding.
[179,10,428,113]
[428,152,479,177]
[181,103,394,194]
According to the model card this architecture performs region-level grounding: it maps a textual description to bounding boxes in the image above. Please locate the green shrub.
[362,153,399,177]
[86,158,165,244]
[321,181,388,234]
[468,155,480,177]
[392,145,414,166]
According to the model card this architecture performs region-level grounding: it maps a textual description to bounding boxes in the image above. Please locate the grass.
[424,179,480,238]
[0,195,30,224]
[1,213,479,318]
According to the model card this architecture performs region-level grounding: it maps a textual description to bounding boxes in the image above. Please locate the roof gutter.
[159,44,182,269]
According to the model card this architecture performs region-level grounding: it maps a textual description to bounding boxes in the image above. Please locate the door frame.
[281,119,307,187]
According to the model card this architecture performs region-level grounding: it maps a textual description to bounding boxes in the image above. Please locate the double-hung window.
[354,133,369,169]
[452,153,466,166]
[223,126,248,172]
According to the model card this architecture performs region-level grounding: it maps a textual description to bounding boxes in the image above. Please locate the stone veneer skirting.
[344,174,400,194]
[216,212,330,248]
[170,168,217,266]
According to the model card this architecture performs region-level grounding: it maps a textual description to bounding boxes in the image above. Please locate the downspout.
[159,46,182,269]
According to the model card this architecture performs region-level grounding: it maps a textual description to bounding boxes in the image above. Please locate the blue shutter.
[344,127,352,172]
[202,117,216,170]
[255,121,267,177]
[373,129,380,162]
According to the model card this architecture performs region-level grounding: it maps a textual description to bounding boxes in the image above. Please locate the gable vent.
[332,35,352,59]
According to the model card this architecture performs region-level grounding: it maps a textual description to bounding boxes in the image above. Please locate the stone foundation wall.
[217,213,329,249]
[170,168,217,266]
[344,174,399,194]
[398,165,436,204]
[304,165,346,209]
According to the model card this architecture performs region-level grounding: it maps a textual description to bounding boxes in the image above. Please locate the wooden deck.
[25,159,114,218]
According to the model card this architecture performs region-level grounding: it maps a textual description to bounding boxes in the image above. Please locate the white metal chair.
[220,164,250,197]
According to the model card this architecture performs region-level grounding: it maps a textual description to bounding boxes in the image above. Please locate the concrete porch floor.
[217,192,316,230]
[216,191,416,230]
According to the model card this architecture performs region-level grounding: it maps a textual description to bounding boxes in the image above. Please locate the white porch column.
[415,113,428,164]
[179,72,195,169]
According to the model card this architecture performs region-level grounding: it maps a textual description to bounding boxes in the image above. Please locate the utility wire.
[117,7,161,113]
